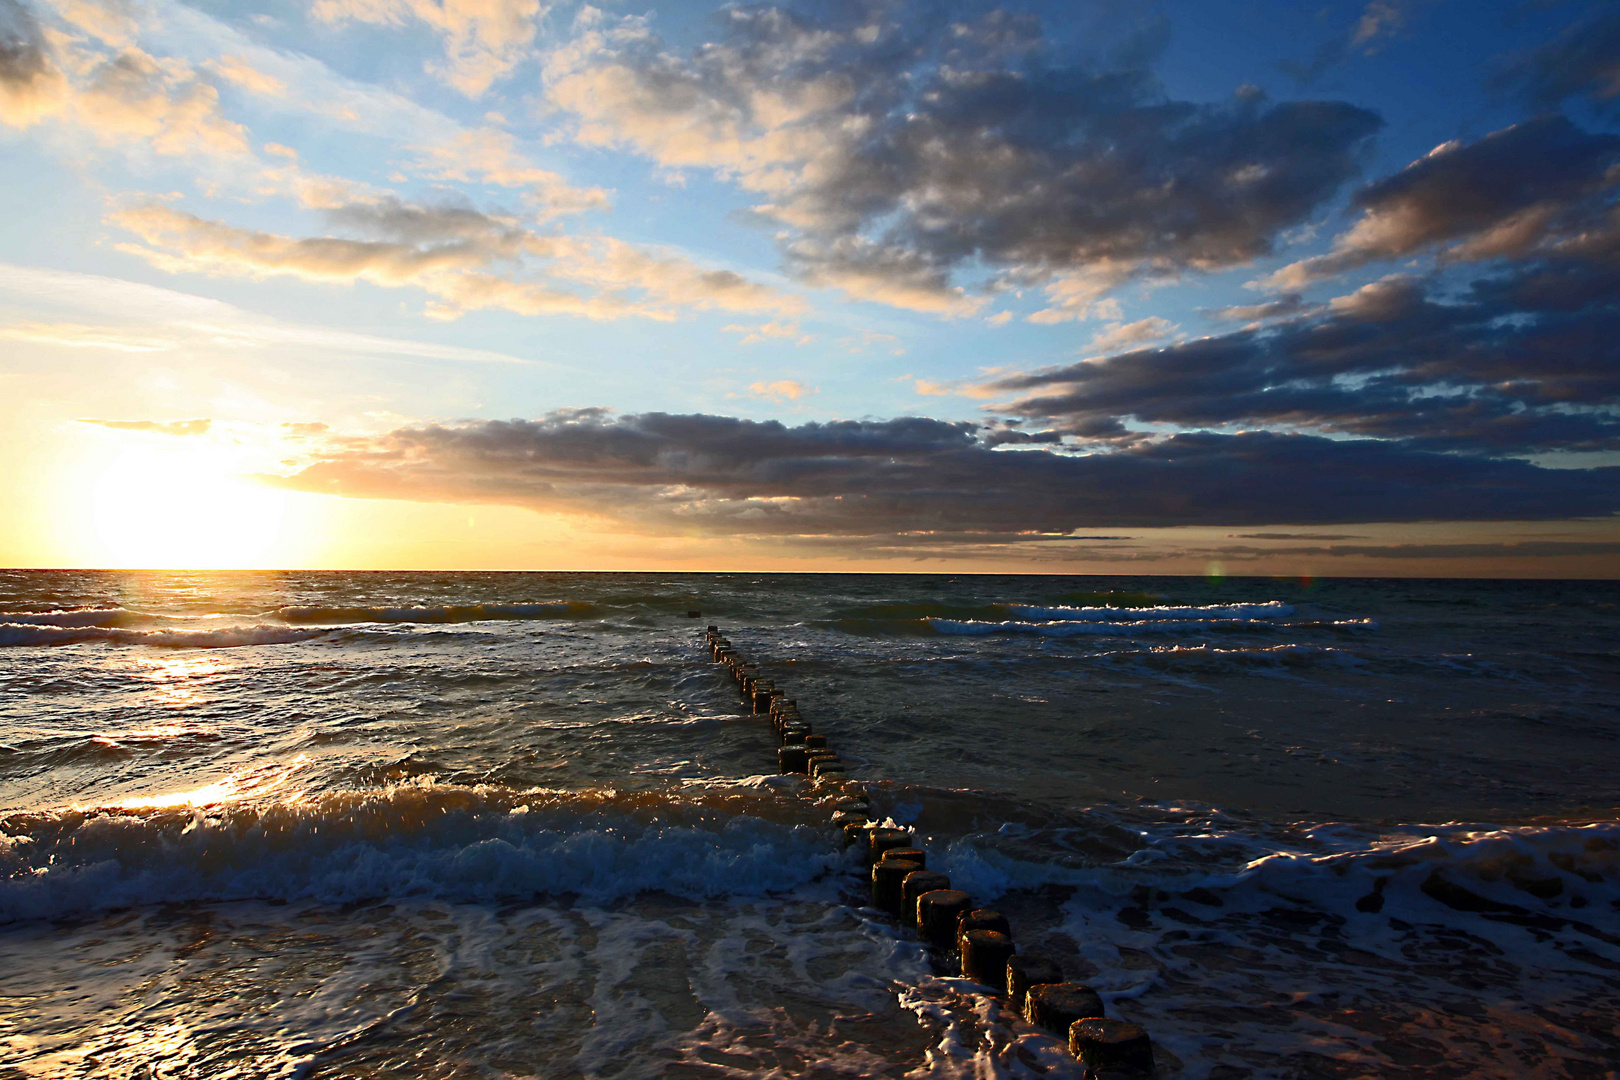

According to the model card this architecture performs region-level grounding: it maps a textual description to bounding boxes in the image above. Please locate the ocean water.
[1,570,1618,1079]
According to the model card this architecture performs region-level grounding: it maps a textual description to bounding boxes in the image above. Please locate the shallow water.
[1,571,1618,1078]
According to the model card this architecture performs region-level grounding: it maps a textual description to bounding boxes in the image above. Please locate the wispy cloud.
[310,0,544,97]
[77,417,211,435]
[110,199,803,323]
[747,379,813,402]
[723,320,812,346]
[1084,317,1177,356]
[0,262,548,366]
[0,321,172,351]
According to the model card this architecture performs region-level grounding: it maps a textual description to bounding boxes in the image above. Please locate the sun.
[89,441,288,569]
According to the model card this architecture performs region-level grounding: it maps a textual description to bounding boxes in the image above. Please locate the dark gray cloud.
[1266,116,1620,287]
[992,236,1620,454]
[0,0,47,88]
[546,2,1382,316]
[1219,540,1620,561]
[273,410,1620,540]
[1494,7,1620,117]
[0,0,63,125]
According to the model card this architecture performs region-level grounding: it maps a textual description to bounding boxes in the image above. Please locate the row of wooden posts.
[704,626,1157,1079]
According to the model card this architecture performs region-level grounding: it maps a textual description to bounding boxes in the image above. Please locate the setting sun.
[88,441,287,569]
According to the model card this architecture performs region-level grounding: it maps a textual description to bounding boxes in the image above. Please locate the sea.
[1,570,1617,1079]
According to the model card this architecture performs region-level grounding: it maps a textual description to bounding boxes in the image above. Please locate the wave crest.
[0,784,836,921]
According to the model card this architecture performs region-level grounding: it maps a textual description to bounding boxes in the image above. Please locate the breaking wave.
[928,617,1277,636]
[1005,601,1296,621]
[0,783,838,922]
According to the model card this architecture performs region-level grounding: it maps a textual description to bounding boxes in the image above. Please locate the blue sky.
[2,0,1618,573]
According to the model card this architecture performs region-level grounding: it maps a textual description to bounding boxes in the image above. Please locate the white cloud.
[1084,316,1177,355]
[311,0,545,97]
[748,379,813,402]
[109,199,803,323]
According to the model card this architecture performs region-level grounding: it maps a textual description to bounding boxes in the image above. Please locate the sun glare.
[89,442,288,569]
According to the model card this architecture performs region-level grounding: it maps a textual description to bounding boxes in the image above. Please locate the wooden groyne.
[703,625,1157,1079]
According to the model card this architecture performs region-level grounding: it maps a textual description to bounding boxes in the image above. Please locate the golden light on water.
[101,755,310,810]
[140,654,229,709]
[88,442,288,569]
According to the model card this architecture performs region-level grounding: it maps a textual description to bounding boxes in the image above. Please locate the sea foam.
[0,785,839,922]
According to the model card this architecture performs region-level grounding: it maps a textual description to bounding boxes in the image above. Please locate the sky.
[1,0,1618,575]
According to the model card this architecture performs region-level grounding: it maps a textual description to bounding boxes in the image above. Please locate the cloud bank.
[272,410,1620,546]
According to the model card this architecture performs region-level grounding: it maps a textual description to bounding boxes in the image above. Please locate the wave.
[0,607,179,629]
[829,603,1019,623]
[1005,601,1296,621]
[272,601,596,625]
[853,785,1620,926]
[0,600,599,642]
[1123,642,1365,667]
[928,617,1277,637]
[928,812,1620,928]
[0,783,839,922]
[0,623,342,649]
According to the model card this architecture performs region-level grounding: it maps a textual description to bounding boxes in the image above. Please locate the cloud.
[1085,316,1177,355]
[1279,0,1413,86]
[748,379,812,402]
[986,258,1620,456]
[0,261,551,366]
[311,0,544,97]
[1263,117,1620,289]
[51,0,137,47]
[1494,8,1620,116]
[837,331,904,356]
[405,127,611,217]
[723,319,812,346]
[543,4,1381,315]
[110,199,802,323]
[79,417,211,435]
[0,2,250,156]
[908,375,1002,399]
[1224,540,1620,561]
[0,320,171,351]
[1208,293,1319,324]
[73,47,251,157]
[267,411,1620,542]
[0,0,67,127]
[1232,532,1368,541]
[203,54,286,97]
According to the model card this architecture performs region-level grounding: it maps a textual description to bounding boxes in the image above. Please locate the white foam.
[0,785,842,921]
[929,617,1273,636]
[1006,601,1296,621]
[0,607,140,627]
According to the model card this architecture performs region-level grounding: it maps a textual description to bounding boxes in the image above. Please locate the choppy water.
[1,571,1618,1079]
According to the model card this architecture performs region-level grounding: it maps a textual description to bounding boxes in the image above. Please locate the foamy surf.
[1005,601,1297,621]
[0,784,841,922]
[928,616,1277,636]
[2,568,1616,1080]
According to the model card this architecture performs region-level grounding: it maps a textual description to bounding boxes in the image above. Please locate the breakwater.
[704,623,1158,1078]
